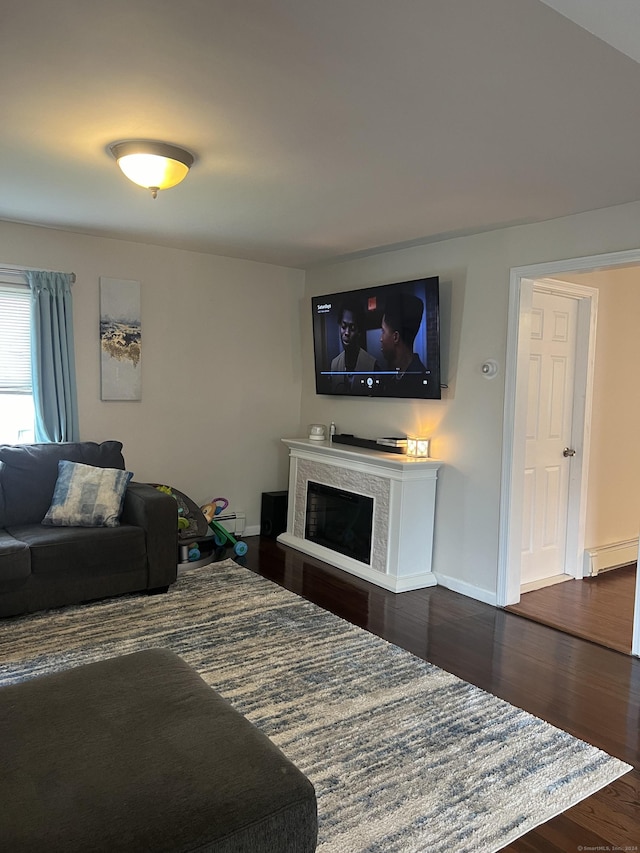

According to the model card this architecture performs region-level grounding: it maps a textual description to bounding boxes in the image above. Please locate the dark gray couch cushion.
[0,648,318,853]
[6,523,146,577]
[0,441,126,527]
[0,530,30,591]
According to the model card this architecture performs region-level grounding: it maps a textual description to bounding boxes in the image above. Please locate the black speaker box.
[260,490,288,538]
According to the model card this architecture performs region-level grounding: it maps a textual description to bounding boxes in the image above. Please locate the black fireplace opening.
[305,481,373,564]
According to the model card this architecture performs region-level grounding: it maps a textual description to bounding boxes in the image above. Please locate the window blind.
[0,285,32,394]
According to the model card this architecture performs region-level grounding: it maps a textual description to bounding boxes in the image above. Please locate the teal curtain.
[27,271,79,442]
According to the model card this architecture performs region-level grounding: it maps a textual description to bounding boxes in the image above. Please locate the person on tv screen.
[330,300,379,393]
[380,292,427,395]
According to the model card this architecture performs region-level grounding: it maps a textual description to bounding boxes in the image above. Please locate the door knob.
[562,447,576,457]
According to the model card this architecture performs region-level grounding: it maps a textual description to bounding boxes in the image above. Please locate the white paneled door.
[521,289,579,585]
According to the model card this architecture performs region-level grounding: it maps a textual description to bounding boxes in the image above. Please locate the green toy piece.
[208,519,248,557]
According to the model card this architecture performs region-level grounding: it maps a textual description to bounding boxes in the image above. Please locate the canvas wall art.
[100,277,141,401]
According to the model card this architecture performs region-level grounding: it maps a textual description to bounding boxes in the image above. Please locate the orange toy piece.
[199,497,248,557]
[200,497,229,524]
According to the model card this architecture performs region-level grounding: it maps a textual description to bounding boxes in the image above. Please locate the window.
[0,278,35,444]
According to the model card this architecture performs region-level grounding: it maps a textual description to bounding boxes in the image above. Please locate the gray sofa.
[0,441,178,618]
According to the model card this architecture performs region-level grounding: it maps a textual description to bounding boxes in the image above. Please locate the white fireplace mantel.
[278,438,441,592]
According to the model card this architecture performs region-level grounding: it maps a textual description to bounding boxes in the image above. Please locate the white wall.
[0,221,305,528]
[302,200,640,600]
[556,267,640,550]
[588,270,640,548]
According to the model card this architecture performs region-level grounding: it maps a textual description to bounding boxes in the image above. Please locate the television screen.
[312,276,441,399]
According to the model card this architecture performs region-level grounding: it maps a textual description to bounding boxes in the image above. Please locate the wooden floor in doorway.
[506,563,636,654]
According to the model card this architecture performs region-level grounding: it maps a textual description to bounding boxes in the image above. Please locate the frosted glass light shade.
[109,141,194,197]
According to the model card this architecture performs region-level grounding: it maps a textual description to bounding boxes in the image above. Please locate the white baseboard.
[583,538,639,577]
[244,524,261,536]
[520,574,573,593]
[434,573,497,606]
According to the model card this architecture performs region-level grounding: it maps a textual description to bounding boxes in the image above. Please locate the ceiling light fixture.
[109,140,194,199]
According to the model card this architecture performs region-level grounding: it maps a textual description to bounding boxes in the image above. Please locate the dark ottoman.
[0,648,317,852]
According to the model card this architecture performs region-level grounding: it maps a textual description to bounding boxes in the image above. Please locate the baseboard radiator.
[583,538,639,577]
[215,512,246,536]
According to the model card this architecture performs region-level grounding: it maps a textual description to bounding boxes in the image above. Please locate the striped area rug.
[0,560,631,852]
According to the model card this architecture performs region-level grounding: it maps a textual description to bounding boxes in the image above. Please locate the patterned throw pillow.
[42,461,133,528]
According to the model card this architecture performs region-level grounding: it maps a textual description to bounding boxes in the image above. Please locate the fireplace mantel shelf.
[280,437,441,475]
[278,438,441,593]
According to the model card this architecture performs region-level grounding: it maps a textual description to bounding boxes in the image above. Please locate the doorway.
[497,249,640,657]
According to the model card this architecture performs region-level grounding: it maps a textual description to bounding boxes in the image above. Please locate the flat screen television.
[312,276,441,399]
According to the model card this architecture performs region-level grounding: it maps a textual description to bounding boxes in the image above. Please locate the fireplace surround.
[278,438,441,592]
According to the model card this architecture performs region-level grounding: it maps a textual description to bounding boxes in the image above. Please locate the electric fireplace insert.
[305,481,373,564]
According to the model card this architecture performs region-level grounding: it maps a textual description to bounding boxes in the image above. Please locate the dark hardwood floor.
[505,564,636,654]
[241,536,640,853]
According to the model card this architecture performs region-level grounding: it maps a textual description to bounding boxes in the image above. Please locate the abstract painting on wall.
[100,277,141,401]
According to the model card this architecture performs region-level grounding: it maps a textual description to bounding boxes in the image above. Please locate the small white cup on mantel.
[308,424,326,441]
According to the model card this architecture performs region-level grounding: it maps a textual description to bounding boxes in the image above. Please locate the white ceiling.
[2,0,640,269]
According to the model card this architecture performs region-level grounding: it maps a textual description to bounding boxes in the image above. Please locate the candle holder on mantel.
[406,436,431,458]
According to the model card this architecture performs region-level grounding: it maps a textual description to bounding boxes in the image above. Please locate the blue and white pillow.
[42,461,133,528]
